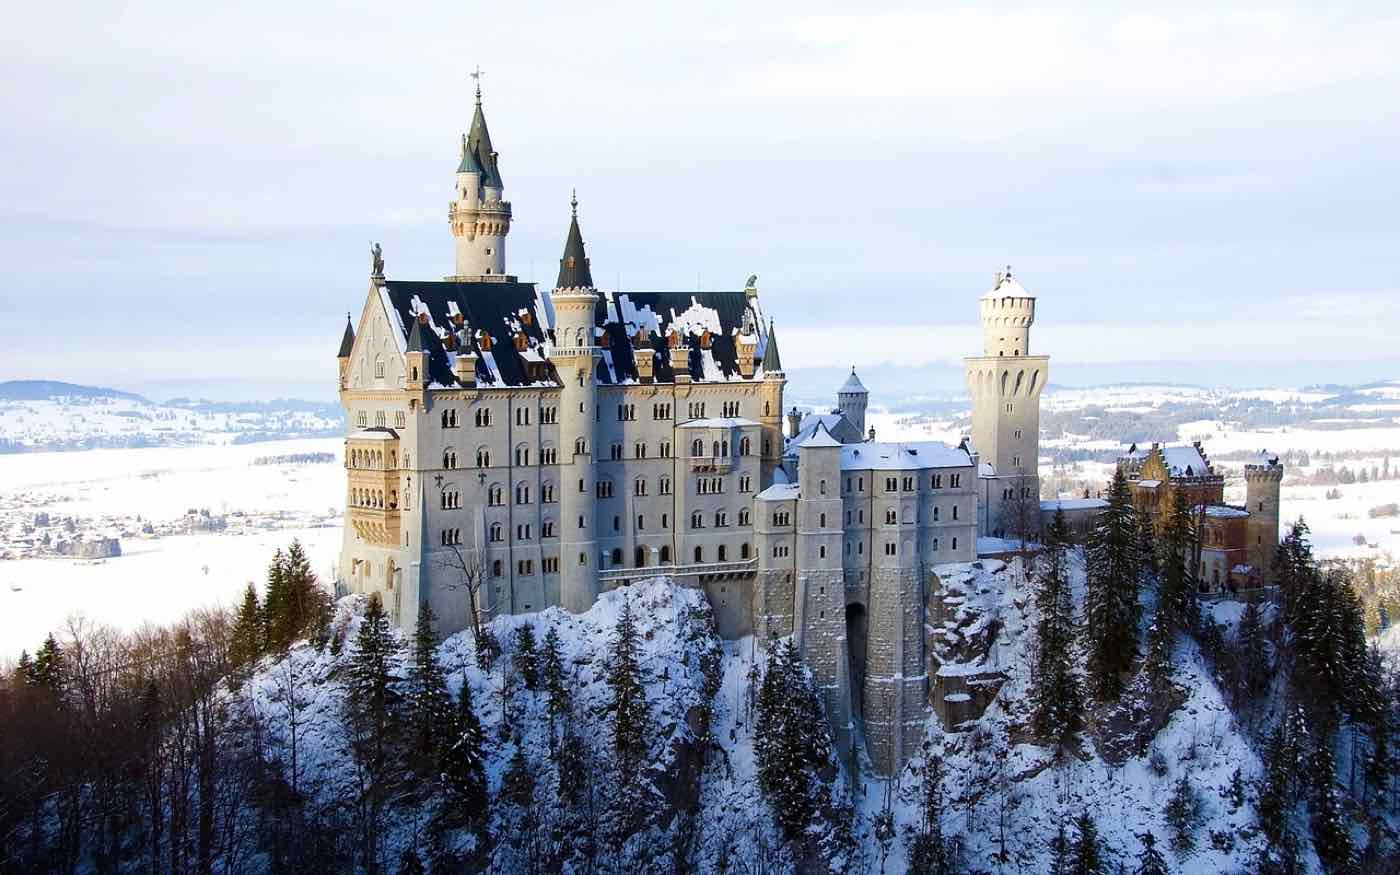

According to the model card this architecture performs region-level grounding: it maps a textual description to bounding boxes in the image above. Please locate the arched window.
[718,545,727,562]
[691,438,704,456]
[740,542,750,559]
[575,437,588,455]
[634,546,647,568]
[739,508,750,526]
[443,449,458,469]
[819,513,826,528]
[660,545,671,564]
[476,447,491,468]
[712,440,721,457]
[492,559,502,577]
[610,548,623,566]
[487,484,503,506]
[694,545,703,563]
[515,483,530,504]
[489,523,503,542]
[739,436,751,455]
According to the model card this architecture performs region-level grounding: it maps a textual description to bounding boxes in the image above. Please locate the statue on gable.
[370,242,385,277]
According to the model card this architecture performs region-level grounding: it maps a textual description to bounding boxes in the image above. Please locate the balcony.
[599,558,756,586]
[349,506,401,547]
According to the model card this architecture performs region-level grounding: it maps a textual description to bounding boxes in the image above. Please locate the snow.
[1203,505,1250,519]
[797,423,843,448]
[1041,497,1109,511]
[840,440,971,471]
[678,417,759,428]
[756,483,800,501]
[0,437,344,661]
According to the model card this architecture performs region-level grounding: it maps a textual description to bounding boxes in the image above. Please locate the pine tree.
[396,848,426,875]
[1069,810,1103,875]
[501,741,535,810]
[346,592,403,772]
[1142,609,1173,698]
[1031,510,1084,752]
[407,603,454,764]
[1048,823,1070,875]
[31,634,66,694]
[1133,832,1168,875]
[1164,774,1198,851]
[906,750,952,874]
[1136,509,1159,582]
[1275,520,1317,621]
[1158,489,1198,630]
[262,549,290,650]
[541,625,570,742]
[1235,600,1270,699]
[1258,724,1291,843]
[1310,736,1354,874]
[1084,469,1141,700]
[439,678,487,823]
[755,637,831,843]
[513,624,539,691]
[230,583,264,670]
[553,727,587,806]
[1228,766,1246,810]
[607,596,650,781]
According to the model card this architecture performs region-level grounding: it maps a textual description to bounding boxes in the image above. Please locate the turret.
[1244,453,1284,583]
[837,367,868,436]
[337,313,355,390]
[551,192,600,613]
[405,312,428,406]
[448,81,512,280]
[979,266,1036,357]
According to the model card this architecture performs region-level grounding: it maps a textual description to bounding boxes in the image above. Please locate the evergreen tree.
[1275,520,1317,621]
[1142,610,1174,698]
[513,623,539,691]
[1158,489,1198,629]
[1136,509,1158,582]
[1309,736,1354,874]
[906,750,952,874]
[541,625,570,742]
[31,634,66,694]
[1031,511,1084,751]
[1133,832,1168,875]
[501,741,535,810]
[755,638,832,843]
[1069,810,1103,875]
[1258,724,1291,843]
[262,549,290,650]
[607,596,650,781]
[553,727,587,806]
[1164,774,1198,851]
[346,592,403,772]
[1048,823,1070,875]
[1235,600,1270,699]
[230,583,264,670]
[1228,766,1246,811]
[1084,469,1141,700]
[407,603,454,764]
[396,849,425,875]
[439,678,487,823]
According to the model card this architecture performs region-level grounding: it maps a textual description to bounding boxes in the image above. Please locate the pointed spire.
[761,319,782,372]
[555,193,594,290]
[337,312,355,358]
[456,132,482,174]
[465,77,501,188]
[406,315,425,353]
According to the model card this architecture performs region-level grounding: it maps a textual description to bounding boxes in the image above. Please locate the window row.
[843,472,965,494]
[353,488,398,510]
[440,406,560,429]
[349,447,397,469]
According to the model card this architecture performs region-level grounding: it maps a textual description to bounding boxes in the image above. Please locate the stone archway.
[845,602,868,722]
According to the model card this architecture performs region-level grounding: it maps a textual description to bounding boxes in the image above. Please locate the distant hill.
[0,380,151,404]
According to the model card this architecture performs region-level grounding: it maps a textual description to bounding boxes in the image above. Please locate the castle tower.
[1244,453,1284,583]
[336,313,355,391]
[759,319,786,484]
[964,267,1049,536]
[794,423,853,758]
[838,367,869,437]
[552,193,600,613]
[448,82,512,279]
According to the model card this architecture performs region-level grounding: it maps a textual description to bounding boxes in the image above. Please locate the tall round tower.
[1244,453,1284,583]
[837,367,869,437]
[964,267,1049,536]
[449,83,512,279]
[552,193,600,613]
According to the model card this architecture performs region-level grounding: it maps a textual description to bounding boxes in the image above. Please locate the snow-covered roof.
[1136,479,1161,488]
[1163,445,1211,477]
[797,422,843,449]
[786,411,861,449]
[981,273,1032,299]
[1203,505,1250,519]
[840,440,971,471]
[978,462,995,478]
[839,369,867,394]
[1041,498,1109,512]
[755,483,800,501]
[677,417,758,429]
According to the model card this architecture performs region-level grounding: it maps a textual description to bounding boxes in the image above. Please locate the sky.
[2,2,1399,401]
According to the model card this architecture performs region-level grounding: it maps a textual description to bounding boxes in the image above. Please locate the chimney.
[787,406,802,438]
[668,334,690,383]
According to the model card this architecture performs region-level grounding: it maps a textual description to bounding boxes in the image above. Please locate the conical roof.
[761,319,782,371]
[839,367,866,394]
[456,133,483,174]
[466,99,502,188]
[555,194,594,289]
[406,316,425,353]
[337,314,355,358]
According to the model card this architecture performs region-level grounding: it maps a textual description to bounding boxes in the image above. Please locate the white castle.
[336,87,1047,775]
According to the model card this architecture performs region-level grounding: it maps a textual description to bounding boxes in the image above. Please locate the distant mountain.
[0,380,151,404]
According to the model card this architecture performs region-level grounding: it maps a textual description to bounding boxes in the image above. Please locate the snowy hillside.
[0,380,342,452]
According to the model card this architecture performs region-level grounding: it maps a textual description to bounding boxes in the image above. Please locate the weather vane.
[470,66,484,103]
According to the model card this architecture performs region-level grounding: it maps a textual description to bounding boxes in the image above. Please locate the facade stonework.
[335,94,1032,776]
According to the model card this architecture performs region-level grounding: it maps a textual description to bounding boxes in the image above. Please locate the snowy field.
[0,438,344,661]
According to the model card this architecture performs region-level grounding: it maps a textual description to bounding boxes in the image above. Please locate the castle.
[336,86,1048,775]
[1117,442,1283,592]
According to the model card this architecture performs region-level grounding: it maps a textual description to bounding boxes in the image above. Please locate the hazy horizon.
[4,3,1399,394]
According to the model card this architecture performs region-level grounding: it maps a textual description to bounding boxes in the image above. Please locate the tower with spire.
[837,367,869,438]
[552,192,601,613]
[449,77,512,280]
